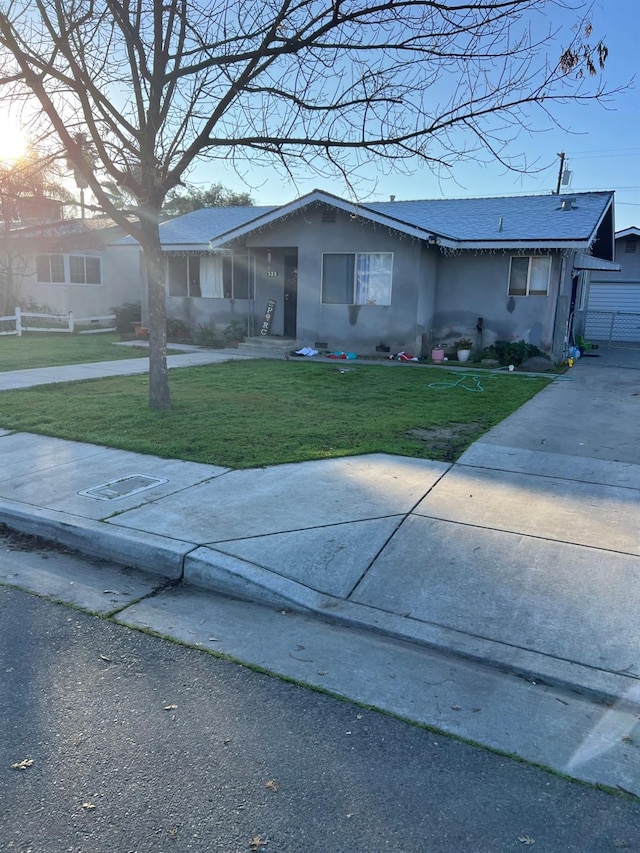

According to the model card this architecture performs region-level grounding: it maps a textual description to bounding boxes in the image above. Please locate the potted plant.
[454,337,473,362]
[431,344,445,362]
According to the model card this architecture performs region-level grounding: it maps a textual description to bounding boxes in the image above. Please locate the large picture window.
[322,253,393,305]
[35,254,66,283]
[508,256,551,296]
[168,255,201,297]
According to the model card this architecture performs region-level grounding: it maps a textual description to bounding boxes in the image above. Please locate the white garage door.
[586,284,640,341]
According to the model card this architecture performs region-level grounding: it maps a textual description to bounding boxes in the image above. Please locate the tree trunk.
[139,212,171,411]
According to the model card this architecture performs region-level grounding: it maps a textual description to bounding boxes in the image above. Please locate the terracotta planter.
[131,322,148,339]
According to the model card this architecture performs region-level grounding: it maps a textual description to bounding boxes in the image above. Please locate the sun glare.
[0,116,28,163]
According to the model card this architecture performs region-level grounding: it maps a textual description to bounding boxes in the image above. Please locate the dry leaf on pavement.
[11,759,34,770]
[265,779,279,792]
[248,835,268,850]
[518,835,535,845]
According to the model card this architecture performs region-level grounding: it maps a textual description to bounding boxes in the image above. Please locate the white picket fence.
[0,307,116,336]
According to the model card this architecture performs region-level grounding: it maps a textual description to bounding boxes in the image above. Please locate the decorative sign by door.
[260,298,276,336]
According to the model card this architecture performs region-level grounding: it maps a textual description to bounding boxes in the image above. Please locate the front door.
[283,253,298,338]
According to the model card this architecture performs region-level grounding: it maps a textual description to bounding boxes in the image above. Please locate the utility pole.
[554,152,566,194]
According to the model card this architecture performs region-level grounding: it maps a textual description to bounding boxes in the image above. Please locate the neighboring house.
[583,227,640,342]
[122,189,617,358]
[0,217,141,317]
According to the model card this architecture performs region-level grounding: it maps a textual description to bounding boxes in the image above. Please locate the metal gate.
[572,310,640,368]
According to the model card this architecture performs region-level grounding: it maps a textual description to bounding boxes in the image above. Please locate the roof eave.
[616,226,640,239]
[447,239,593,251]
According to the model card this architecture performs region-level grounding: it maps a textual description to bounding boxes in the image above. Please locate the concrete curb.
[1,501,638,708]
[0,499,191,580]
[185,544,640,709]
[1,496,638,709]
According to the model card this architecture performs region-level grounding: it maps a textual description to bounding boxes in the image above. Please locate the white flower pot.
[457,349,471,362]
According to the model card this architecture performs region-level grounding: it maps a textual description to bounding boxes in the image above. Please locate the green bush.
[482,339,543,366]
[166,318,192,341]
[193,322,222,347]
[112,301,141,335]
[223,319,247,343]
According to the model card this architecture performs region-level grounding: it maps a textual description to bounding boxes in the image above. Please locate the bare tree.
[0,0,612,409]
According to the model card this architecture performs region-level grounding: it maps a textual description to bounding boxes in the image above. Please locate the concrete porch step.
[235,337,298,357]
[241,336,298,349]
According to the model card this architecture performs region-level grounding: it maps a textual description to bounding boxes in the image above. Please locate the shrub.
[223,319,247,343]
[193,322,222,347]
[111,301,142,335]
[481,339,543,366]
[19,296,54,314]
[166,318,192,341]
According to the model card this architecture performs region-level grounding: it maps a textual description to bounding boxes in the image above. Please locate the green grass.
[0,360,550,468]
[0,332,151,371]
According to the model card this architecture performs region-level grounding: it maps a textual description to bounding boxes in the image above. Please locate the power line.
[566,147,640,158]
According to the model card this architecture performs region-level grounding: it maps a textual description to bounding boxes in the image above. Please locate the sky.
[186,0,640,231]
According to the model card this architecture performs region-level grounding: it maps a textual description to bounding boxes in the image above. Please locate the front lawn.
[0,360,549,468]
[0,332,151,371]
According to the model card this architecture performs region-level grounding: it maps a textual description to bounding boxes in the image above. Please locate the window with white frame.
[167,255,201,297]
[35,254,66,283]
[322,252,393,305]
[35,253,101,285]
[69,255,102,284]
[508,256,551,296]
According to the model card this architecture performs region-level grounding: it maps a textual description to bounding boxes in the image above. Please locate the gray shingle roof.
[118,205,275,246]
[364,192,613,243]
[160,204,277,245]
[116,190,613,248]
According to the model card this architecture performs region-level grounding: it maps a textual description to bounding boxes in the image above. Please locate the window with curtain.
[322,253,392,305]
[508,256,551,296]
[199,256,224,297]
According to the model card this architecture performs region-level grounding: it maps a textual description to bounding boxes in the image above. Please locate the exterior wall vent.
[322,208,337,223]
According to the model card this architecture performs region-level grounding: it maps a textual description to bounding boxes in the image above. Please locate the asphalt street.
[1,575,640,853]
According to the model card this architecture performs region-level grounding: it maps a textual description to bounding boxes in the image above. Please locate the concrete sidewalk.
[0,346,255,390]
[0,356,639,793]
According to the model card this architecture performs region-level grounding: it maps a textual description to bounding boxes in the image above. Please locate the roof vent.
[560,197,576,211]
